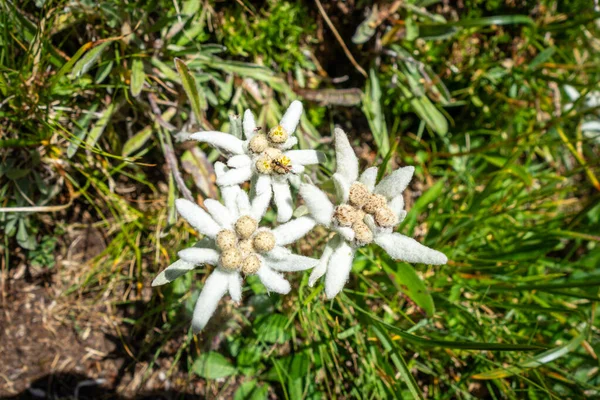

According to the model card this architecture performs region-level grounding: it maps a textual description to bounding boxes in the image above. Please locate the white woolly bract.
[324,240,356,299]
[216,165,252,187]
[256,265,291,294]
[175,199,221,239]
[265,251,318,272]
[250,175,272,221]
[243,109,256,140]
[280,136,298,150]
[189,131,245,155]
[285,150,325,166]
[227,154,252,168]
[388,195,405,221]
[204,199,235,229]
[178,248,220,265]
[272,178,293,223]
[280,100,303,135]
[192,269,231,332]
[236,190,251,216]
[374,232,447,265]
[374,166,415,199]
[299,183,334,226]
[228,272,243,303]
[333,128,358,185]
[272,216,316,246]
[152,259,196,287]
[309,236,338,287]
[359,167,378,192]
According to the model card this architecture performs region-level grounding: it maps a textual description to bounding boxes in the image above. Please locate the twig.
[148,94,194,202]
[314,0,367,78]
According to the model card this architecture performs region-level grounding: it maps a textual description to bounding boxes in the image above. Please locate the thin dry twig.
[314,0,367,78]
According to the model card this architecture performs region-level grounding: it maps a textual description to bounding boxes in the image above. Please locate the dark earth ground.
[0,227,204,399]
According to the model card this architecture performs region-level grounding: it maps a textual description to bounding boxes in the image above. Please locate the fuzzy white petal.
[280,136,298,150]
[335,226,355,242]
[324,240,356,299]
[388,195,406,221]
[215,163,242,218]
[227,154,252,169]
[273,216,316,246]
[189,131,245,155]
[243,109,257,140]
[264,250,318,272]
[299,183,334,226]
[236,190,252,216]
[375,232,447,265]
[374,166,415,199]
[272,179,294,223]
[309,236,338,287]
[204,199,235,230]
[359,167,378,192]
[228,272,243,303]
[333,173,350,203]
[291,165,305,174]
[216,166,253,187]
[285,150,325,166]
[250,175,272,220]
[582,120,600,132]
[192,269,230,332]
[334,128,358,185]
[175,199,221,238]
[280,100,303,135]
[152,259,195,286]
[256,264,291,294]
[178,248,220,265]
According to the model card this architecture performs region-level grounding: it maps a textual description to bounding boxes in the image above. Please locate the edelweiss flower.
[188,101,325,222]
[299,128,448,299]
[152,162,318,331]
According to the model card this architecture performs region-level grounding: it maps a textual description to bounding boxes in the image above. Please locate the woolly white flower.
[152,162,317,331]
[300,128,447,299]
[188,101,325,222]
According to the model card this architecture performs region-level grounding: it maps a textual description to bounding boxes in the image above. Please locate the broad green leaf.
[382,260,435,316]
[255,314,291,344]
[67,104,99,158]
[130,58,145,97]
[192,352,237,379]
[69,41,111,79]
[175,58,205,122]
[122,126,153,156]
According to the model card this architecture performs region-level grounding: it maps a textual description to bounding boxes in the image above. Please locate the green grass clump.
[1,0,599,399]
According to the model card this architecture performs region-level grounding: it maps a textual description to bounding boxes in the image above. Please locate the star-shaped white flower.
[188,101,325,222]
[152,162,318,331]
[299,128,447,299]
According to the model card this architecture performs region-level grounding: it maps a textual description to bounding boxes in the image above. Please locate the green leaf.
[122,126,153,157]
[175,58,205,122]
[69,41,111,79]
[67,104,98,158]
[472,325,587,379]
[130,58,145,97]
[362,68,390,156]
[86,102,116,148]
[255,314,291,344]
[192,352,237,379]
[382,260,435,316]
[352,5,378,44]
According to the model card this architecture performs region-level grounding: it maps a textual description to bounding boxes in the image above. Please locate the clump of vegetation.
[1,0,599,398]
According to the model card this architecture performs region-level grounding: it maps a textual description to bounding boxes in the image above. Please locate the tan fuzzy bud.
[255,156,273,174]
[363,194,387,214]
[235,216,258,239]
[216,229,237,250]
[253,230,276,253]
[238,238,254,256]
[348,182,370,207]
[264,147,283,160]
[219,248,242,271]
[242,254,261,275]
[249,133,269,153]
[268,125,289,144]
[333,204,359,227]
[374,207,398,228]
[353,221,374,245]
